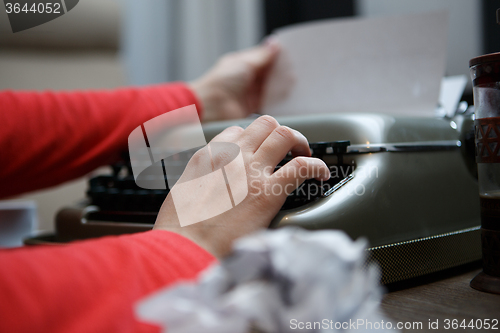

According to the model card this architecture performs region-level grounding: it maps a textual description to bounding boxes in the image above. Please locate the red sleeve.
[0,83,202,199]
[0,230,216,333]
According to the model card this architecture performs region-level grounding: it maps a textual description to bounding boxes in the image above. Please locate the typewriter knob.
[309,142,330,157]
[330,140,350,154]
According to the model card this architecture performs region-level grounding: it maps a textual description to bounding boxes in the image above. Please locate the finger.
[270,157,331,198]
[237,115,280,152]
[253,126,311,171]
[243,41,280,114]
[238,42,280,70]
[211,126,244,143]
[264,36,281,54]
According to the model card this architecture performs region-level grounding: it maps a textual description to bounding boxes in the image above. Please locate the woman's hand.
[189,42,279,122]
[154,116,330,258]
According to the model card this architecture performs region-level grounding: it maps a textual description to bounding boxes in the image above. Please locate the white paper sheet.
[262,11,448,117]
[439,75,468,118]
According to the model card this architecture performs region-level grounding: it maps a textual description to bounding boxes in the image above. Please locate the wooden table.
[381,263,500,332]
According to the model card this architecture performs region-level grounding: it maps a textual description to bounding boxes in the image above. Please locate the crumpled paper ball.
[136,227,395,333]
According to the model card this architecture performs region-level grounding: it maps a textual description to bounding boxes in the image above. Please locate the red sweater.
[0,84,216,332]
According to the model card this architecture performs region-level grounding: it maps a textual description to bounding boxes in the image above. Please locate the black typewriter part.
[87,160,169,214]
[86,141,354,221]
[279,141,353,210]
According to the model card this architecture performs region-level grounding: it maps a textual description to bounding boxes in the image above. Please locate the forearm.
[0,230,215,333]
[0,83,202,198]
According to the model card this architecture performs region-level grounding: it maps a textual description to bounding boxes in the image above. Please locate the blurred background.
[0,0,499,232]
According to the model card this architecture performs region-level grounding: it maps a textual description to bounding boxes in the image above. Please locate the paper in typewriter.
[262,11,448,117]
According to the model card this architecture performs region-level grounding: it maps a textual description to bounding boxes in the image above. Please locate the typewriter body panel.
[44,113,480,284]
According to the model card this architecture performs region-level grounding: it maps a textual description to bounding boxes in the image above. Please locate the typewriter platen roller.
[43,113,481,285]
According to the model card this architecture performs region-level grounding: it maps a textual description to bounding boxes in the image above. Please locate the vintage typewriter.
[31,111,480,284]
